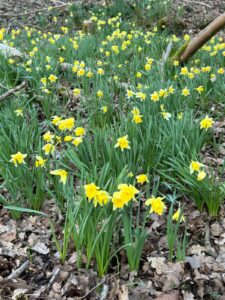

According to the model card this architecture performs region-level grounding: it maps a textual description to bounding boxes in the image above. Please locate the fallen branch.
[0,81,27,102]
[46,267,60,291]
[0,3,72,17]
[182,0,212,8]
[180,12,225,63]
[7,260,30,280]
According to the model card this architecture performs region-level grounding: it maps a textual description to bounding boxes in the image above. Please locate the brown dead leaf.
[1,231,17,242]
[188,245,205,256]
[210,222,222,237]
[147,257,166,275]
[162,262,184,291]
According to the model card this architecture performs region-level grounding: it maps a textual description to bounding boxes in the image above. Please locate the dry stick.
[0,2,73,17]
[0,81,27,102]
[7,260,30,280]
[182,0,212,8]
[46,268,60,291]
[180,12,225,63]
[75,272,119,300]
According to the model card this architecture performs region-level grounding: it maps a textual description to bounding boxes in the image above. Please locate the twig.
[0,81,27,102]
[0,3,73,17]
[0,82,8,90]
[46,268,60,291]
[182,0,212,8]
[75,272,119,300]
[7,260,30,280]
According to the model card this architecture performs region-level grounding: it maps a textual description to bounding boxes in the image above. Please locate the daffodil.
[77,68,85,77]
[50,169,68,184]
[114,135,130,151]
[48,74,57,82]
[182,87,190,96]
[51,116,62,125]
[15,109,23,117]
[73,88,81,96]
[136,92,146,101]
[72,137,83,147]
[97,90,103,98]
[172,208,185,222]
[118,184,139,204]
[10,152,27,167]
[145,196,165,215]
[42,143,55,155]
[136,174,149,185]
[131,107,140,116]
[57,118,75,131]
[132,114,142,124]
[64,135,73,142]
[161,112,171,120]
[151,91,159,102]
[197,170,206,181]
[101,106,108,113]
[35,156,47,168]
[74,127,85,137]
[195,86,204,94]
[94,190,110,207]
[189,160,204,174]
[84,183,100,200]
[127,89,134,98]
[112,191,124,210]
[200,115,214,130]
[43,131,54,143]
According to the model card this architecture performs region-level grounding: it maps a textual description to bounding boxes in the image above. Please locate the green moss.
[170,41,189,64]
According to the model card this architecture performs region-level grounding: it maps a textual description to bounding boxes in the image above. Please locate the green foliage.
[167,204,187,261]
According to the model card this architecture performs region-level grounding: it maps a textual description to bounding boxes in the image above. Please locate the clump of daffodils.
[84,183,139,209]
[84,183,110,207]
[189,160,206,181]
[112,184,139,210]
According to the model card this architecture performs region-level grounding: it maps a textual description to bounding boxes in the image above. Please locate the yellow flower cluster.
[84,183,139,209]
[84,183,110,207]
[189,161,206,181]
[131,107,142,124]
